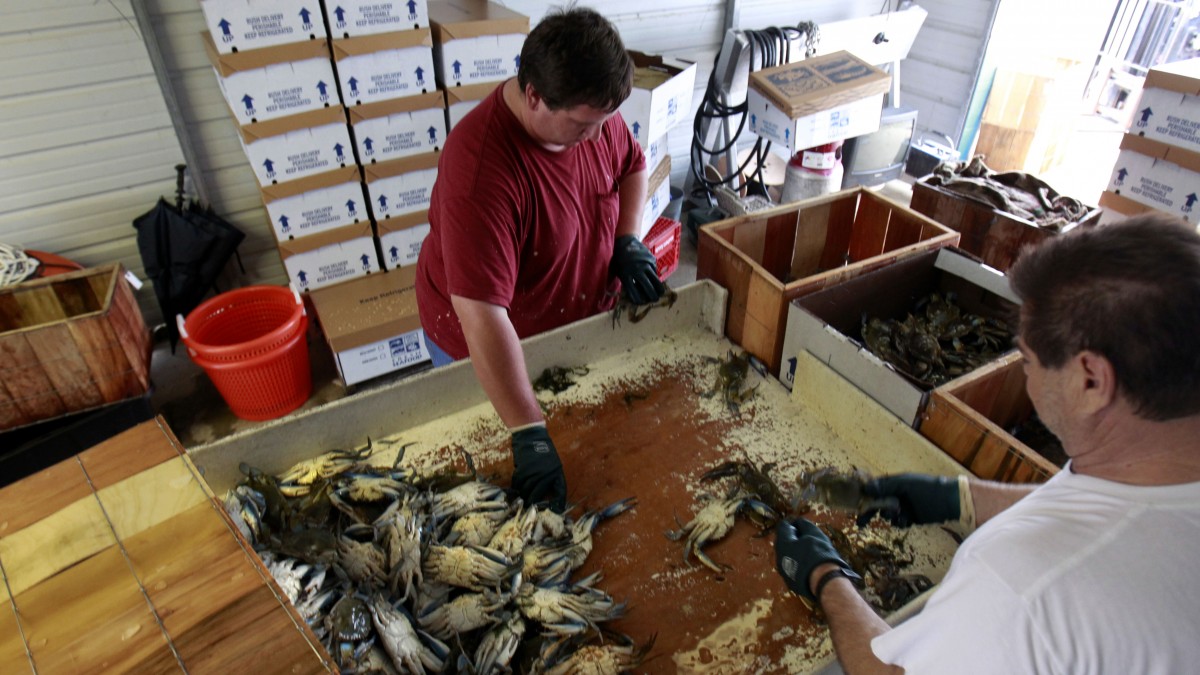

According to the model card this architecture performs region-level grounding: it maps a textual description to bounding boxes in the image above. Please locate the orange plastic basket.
[179,286,312,421]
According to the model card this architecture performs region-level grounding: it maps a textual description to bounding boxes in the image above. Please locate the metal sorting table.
[187,281,966,673]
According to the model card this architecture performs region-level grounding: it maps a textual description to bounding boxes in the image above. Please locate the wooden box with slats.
[697,187,959,376]
[0,265,152,431]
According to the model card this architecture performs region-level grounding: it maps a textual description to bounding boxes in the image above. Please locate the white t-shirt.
[872,466,1200,674]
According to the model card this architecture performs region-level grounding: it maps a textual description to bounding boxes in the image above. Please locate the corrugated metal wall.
[1,1,995,314]
[0,0,186,325]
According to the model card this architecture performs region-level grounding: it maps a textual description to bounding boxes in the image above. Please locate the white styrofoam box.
[429,1,528,90]
[637,154,672,239]
[748,90,885,158]
[309,266,429,386]
[444,80,501,132]
[332,30,435,106]
[363,152,440,219]
[203,33,339,123]
[1130,58,1200,152]
[377,210,431,269]
[350,92,446,163]
[238,107,353,186]
[1107,134,1200,225]
[261,166,367,241]
[326,0,430,38]
[200,0,327,54]
[619,51,696,149]
[278,222,380,291]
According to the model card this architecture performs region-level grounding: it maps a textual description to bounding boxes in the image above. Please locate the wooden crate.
[910,178,1102,272]
[697,187,959,375]
[919,351,1061,482]
[0,265,152,431]
[0,418,334,672]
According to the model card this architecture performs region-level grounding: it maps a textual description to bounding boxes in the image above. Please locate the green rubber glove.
[611,235,666,305]
[858,473,962,527]
[511,425,566,513]
[774,518,860,604]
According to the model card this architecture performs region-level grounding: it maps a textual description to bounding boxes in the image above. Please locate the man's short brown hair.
[516,4,633,112]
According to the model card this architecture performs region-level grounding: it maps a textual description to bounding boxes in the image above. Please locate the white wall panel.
[0,0,184,327]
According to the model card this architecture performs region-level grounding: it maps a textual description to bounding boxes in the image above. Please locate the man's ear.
[524,83,543,111]
[1075,350,1118,414]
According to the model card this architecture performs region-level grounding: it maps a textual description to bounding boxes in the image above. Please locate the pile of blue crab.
[222,440,654,674]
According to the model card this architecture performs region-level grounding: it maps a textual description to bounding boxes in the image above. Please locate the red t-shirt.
[416,83,646,359]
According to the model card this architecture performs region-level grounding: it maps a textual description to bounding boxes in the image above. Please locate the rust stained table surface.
[0,418,334,674]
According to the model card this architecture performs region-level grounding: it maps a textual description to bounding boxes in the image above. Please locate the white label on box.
[356,108,446,162]
[1108,148,1200,225]
[434,34,524,87]
[265,182,367,240]
[339,46,435,105]
[283,237,379,291]
[638,175,672,239]
[201,0,326,54]
[619,61,696,148]
[338,328,430,385]
[327,0,429,37]
[243,122,353,186]
[380,222,431,268]
[748,89,883,156]
[367,166,438,217]
[645,135,667,171]
[447,99,483,131]
[218,58,337,123]
[1133,87,1200,152]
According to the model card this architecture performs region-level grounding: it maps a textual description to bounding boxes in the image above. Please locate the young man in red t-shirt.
[415,6,664,512]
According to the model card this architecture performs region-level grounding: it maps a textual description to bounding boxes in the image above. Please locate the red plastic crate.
[644,216,682,281]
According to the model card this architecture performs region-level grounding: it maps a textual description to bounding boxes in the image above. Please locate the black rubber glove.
[775,519,860,605]
[610,235,666,305]
[857,473,961,527]
[511,425,566,513]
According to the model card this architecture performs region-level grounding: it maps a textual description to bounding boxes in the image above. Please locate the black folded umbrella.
[133,165,245,351]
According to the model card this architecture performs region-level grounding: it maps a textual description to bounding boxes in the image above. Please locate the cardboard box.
[378,210,431,269]
[332,30,436,106]
[1107,134,1200,225]
[919,351,1061,483]
[698,188,959,376]
[309,265,431,386]
[203,32,339,123]
[619,52,696,148]
[326,0,430,38]
[747,50,891,155]
[1130,57,1200,153]
[278,222,380,291]
[1097,190,1165,220]
[644,134,667,174]
[350,92,446,163]
[637,154,672,239]
[238,106,354,186]
[780,247,1019,426]
[909,176,1101,272]
[444,80,501,131]
[429,0,528,88]
[200,0,328,54]
[261,166,369,241]
[363,152,440,219]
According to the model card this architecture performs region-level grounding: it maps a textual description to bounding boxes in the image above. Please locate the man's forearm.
[809,563,903,675]
[968,477,1036,526]
[614,168,648,238]
[451,295,542,428]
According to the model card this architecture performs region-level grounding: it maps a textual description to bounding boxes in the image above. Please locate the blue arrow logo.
[360,254,371,269]
[241,94,255,114]
[452,60,462,79]
[1116,168,1128,185]
[631,121,640,138]
[346,199,357,215]
[377,195,388,211]
[514,55,520,70]
[299,8,312,27]
[785,128,791,143]
[750,114,757,130]
[389,245,400,261]
[427,126,437,143]
[218,18,233,41]
[334,143,345,161]
[348,76,359,95]
[297,270,309,285]
[1185,193,1198,212]
[334,6,346,25]
[316,80,329,100]
[279,215,291,231]
[363,137,374,154]
[263,158,275,177]
[407,0,417,19]
[1138,107,1153,128]
[415,66,425,84]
